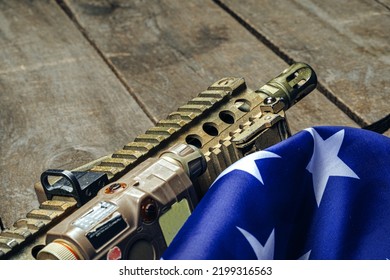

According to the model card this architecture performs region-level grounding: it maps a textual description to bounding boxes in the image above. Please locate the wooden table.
[0,0,389,233]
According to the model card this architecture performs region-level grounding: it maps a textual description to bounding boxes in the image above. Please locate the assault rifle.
[0,63,317,260]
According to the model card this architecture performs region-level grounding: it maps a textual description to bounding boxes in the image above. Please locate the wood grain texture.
[377,0,390,9]
[0,1,153,227]
[220,0,390,129]
[0,0,362,230]
[63,0,357,131]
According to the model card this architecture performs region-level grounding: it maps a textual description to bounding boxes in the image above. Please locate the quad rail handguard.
[0,62,317,260]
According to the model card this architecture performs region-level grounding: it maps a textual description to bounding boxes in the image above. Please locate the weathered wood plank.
[0,1,153,227]
[220,0,390,130]
[64,0,358,133]
[377,0,390,9]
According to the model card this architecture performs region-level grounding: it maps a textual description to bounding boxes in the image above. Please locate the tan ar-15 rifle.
[0,62,317,260]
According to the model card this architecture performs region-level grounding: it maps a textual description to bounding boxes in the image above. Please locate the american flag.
[163,126,390,260]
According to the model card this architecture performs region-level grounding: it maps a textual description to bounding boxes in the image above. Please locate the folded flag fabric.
[163,126,390,260]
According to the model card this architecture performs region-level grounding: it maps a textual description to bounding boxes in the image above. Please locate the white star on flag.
[211,150,281,187]
[298,250,311,260]
[237,227,275,260]
[306,128,360,206]
[162,126,390,260]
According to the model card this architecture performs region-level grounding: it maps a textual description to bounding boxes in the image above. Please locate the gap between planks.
[213,0,390,134]
[55,0,159,124]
